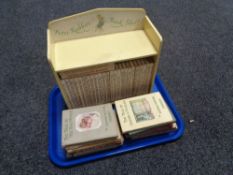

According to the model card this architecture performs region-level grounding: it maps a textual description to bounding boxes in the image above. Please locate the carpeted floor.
[0,0,232,174]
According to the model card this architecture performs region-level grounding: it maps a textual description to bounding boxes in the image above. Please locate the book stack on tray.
[61,92,179,158]
[62,103,123,158]
[115,92,178,140]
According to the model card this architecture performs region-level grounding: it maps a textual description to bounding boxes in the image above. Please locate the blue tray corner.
[48,75,185,167]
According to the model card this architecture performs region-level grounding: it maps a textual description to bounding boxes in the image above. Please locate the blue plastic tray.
[48,75,185,167]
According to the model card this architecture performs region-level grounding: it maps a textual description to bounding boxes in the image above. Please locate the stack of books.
[61,92,178,158]
[62,103,123,157]
[115,92,177,140]
[60,57,154,108]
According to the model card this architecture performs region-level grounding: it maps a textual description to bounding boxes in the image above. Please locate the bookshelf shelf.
[54,30,157,72]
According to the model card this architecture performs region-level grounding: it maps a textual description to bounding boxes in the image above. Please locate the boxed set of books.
[47,8,162,109]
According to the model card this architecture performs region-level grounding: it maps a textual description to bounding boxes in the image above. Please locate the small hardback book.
[62,103,122,148]
[115,92,176,134]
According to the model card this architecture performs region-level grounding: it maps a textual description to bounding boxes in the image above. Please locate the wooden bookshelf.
[47,8,163,109]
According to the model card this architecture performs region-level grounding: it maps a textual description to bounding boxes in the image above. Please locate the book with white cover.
[115,92,176,133]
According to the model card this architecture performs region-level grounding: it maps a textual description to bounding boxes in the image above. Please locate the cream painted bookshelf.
[47,8,163,109]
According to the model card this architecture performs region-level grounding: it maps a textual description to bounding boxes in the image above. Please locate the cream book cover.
[115,92,176,133]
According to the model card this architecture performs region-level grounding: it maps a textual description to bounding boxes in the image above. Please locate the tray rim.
[48,75,185,167]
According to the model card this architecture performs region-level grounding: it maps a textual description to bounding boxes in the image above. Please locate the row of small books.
[62,92,178,158]
[60,57,154,108]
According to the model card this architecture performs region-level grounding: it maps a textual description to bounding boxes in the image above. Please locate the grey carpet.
[0,0,232,174]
